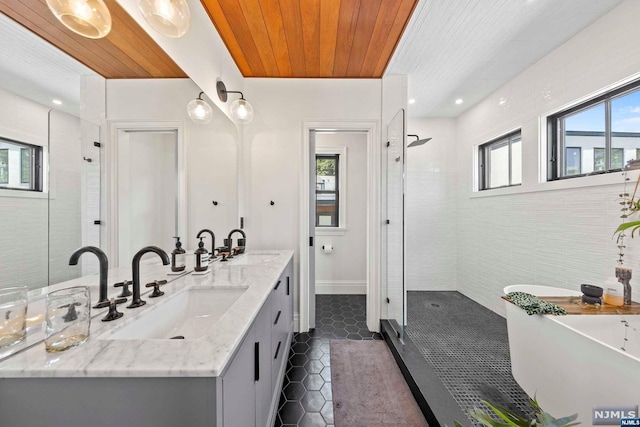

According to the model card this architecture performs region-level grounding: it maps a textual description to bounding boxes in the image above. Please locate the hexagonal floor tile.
[279,401,304,424]
[300,390,325,412]
[303,373,325,391]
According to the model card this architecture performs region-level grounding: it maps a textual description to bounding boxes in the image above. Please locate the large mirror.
[0,12,239,291]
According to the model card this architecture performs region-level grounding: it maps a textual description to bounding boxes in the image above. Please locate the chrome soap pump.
[171,237,186,272]
[195,237,210,272]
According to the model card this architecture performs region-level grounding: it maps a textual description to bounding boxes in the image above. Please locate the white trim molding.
[316,280,366,295]
[300,119,381,333]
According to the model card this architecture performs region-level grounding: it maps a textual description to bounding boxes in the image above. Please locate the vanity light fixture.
[187,92,213,124]
[137,0,191,38]
[407,134,432,147]
[46,0,112,39]
[408,98,416,105]
[216,81,254,124]
[52,99,63,105]
[455,98,464,105]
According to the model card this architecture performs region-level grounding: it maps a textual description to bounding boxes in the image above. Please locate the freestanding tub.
[504,285,640,426]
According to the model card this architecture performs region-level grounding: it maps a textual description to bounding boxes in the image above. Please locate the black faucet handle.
[145,280,166,298]
[102,298,124,322]
[114,280,133,297]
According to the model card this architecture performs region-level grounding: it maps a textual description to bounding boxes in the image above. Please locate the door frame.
[299,120,381,333]
[106,121,186,266]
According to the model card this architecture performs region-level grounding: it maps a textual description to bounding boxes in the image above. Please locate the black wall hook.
[212,200,218,206]
[270,201,275,206]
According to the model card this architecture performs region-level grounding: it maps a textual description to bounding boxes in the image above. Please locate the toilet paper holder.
[322,244,333,254]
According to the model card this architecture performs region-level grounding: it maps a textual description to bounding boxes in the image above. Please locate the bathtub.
[504,285,640,426]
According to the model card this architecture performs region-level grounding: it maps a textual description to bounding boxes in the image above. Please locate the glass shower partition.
[385,109,406,341]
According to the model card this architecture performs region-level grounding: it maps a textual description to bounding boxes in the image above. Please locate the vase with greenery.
[454,397,579,427]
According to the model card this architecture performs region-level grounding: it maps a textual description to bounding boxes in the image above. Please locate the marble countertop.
[0,250,294,378]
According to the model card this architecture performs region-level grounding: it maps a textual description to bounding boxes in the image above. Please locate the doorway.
[107,122,186,267]
[300,121,380,333]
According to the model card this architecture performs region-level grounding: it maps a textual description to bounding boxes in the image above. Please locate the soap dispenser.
[195,237,210,272]
[171,237,186,272]
[603,277,624,306]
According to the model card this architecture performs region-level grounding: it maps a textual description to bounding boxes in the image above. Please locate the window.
[548,81,640,180]
[0,149,7,184]
[20,148,31,184]
[316,154,339,227]
[0,137,42,191]
[478,130,522,190]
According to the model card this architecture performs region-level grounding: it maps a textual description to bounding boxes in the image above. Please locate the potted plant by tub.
[454,397,579,427]
[613,161,640,305]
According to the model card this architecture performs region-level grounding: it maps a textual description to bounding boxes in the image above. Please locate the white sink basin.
[228,253,279,266]
[103,287,246,340]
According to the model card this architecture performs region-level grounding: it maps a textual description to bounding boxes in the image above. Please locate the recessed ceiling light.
[455,98,464,105]
[52,99,62,105]
[408,98,416,105]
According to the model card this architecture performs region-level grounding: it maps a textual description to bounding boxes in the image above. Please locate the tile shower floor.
[275,294,382,427]
[405,291,534,425]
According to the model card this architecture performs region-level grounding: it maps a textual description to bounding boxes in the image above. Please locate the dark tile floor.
[405,291,534,425]
[274,294,382,427]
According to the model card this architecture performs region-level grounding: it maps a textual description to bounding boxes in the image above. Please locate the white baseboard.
[316,280,366,295]
[294,312,300,332]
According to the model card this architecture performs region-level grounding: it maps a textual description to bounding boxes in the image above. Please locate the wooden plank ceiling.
[200,0,418,78]
[0,0,187,79]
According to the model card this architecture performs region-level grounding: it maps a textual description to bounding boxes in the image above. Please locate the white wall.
[48,110,82,285]
[0,87,48,290]
[106,79,238,259]
[408,0,640,315]
[406,118,458,291]
[315,132,368,295]
[242,78,382,323]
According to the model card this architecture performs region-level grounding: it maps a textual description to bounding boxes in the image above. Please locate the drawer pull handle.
[274,280,281,290]
[287,276,290,295]
[274,310,281,325]
[254,342,260,381]
[274,341,282,360]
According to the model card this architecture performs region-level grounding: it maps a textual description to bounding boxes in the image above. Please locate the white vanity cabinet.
[222,258,294,427]
[0,252,295,427]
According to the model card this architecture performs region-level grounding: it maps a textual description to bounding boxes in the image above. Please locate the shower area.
[382,109,533,427]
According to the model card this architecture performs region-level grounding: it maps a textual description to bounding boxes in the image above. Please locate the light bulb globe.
[137,0,190,38]
[46,0,112,39]
[187,98,213,124]
[230,99,254,124]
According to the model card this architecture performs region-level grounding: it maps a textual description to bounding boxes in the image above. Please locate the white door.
[308,130,316,329]
[117,130,177,266]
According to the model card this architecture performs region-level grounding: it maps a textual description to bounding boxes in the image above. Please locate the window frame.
[0,136,43,192]
[478,130,522,191]
[315,153,340,228]
[547,79,640,181]
[0,148,8,185]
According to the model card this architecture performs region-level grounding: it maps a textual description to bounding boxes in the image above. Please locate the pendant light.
[216,81,254,124]
[187,92,213,124]
[46,0,112,39]
[137,0,191,38]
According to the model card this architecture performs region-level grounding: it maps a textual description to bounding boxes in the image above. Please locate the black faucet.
[225,229,247,259]
[128,246,170,309]
[196,229,217,259]
[69,246,110,309]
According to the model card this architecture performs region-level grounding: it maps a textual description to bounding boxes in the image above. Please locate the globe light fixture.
[46,0,112,39]
[137,0,190,38]
[187,92,213,124]
[216,81,254,124]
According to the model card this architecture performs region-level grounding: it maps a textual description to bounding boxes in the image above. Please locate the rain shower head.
[407,134,432,147]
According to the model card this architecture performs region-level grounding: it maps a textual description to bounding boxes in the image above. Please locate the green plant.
[454,397,579,427]
[614,170,640,261]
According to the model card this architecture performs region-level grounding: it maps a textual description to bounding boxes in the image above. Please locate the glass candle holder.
[0,286,28,350]
[45,286,91,353]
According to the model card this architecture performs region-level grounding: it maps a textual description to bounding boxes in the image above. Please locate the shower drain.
[430,303,440,307]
